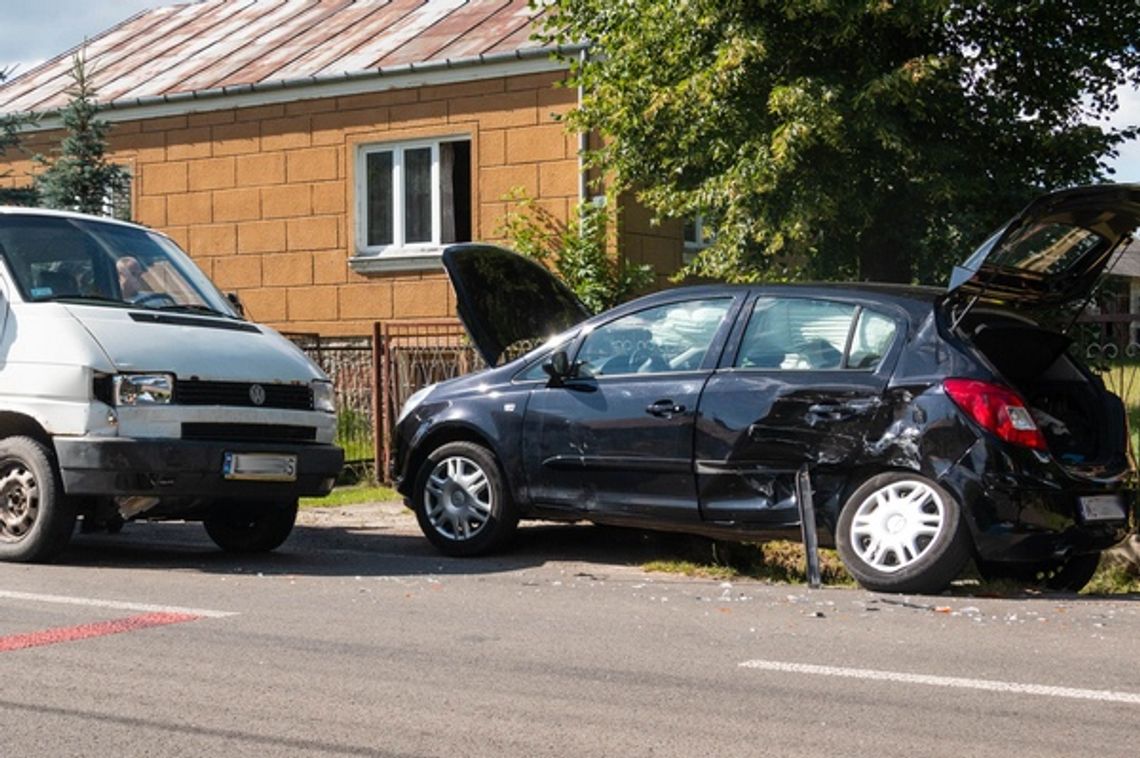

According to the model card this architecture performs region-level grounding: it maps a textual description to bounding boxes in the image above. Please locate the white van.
[0,207,344,561]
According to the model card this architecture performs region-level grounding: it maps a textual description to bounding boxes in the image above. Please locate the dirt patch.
[297,501,417,533]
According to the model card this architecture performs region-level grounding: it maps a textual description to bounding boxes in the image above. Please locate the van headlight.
[114,374,174,406]
[397,383,435,424]
[312,380,336,413]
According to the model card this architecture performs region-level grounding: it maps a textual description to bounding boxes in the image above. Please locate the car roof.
[617,281,942,320]
[0,205,148,232]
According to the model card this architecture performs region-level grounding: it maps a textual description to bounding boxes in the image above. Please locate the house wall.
[0,70,588,336]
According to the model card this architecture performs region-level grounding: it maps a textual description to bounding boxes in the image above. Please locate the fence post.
[373,321,388,484]
[795,464,822,590]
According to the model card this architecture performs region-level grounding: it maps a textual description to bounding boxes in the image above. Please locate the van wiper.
[154,303,236,319]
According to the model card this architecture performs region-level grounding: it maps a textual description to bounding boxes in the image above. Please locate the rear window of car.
[734,297,898,371]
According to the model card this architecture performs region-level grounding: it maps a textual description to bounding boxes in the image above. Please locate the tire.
[204,499,298,553]
[0,436,77,563]
[412,441,518,556]
[836,472,971,594]
[979,553,1101,592]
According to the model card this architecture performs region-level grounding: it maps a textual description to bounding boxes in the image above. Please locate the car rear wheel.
[836,472,971,594]
[204,499,298,553]
[413,441,517,556]
[0,436,77,563]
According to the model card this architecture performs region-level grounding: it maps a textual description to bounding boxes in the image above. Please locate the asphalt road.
[2,504,1139,757]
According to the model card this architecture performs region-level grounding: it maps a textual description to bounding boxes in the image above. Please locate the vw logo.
[249,384,267,406]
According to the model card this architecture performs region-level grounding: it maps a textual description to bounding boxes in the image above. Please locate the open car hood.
[441,244,592,367]
[947,183,1140,307]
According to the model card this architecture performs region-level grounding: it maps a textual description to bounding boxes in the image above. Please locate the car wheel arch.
[826,463,982,542]
[405,423,520,503]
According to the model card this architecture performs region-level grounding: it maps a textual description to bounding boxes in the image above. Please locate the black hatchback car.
[392,184,1140,594]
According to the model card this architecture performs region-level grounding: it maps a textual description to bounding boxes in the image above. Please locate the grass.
[643,539,855,586]
[300,483,400,508]
[642,539,1140,595]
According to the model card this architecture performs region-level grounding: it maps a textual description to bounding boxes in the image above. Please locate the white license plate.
[1078,494,1127,522]
[223,453,297,482]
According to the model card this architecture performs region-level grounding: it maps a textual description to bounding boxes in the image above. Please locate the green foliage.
[34,52,130,219]
[539,0,1140,284]
[497,187,654,311]
[300,484,400,508]
[0,68,37,205]
[645,538,853,585]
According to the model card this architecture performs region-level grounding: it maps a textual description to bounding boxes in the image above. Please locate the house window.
[356,138,471,257]
[103,168,132,221]
[683,214,714,262]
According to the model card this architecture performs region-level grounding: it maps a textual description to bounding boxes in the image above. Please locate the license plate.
[1078,494,1127,523]
[223,452,297,482]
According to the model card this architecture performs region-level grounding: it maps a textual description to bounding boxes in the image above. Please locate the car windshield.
[0,214,236,316]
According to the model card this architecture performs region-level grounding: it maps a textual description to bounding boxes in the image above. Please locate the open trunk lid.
[441,244,592,367]
[947,183,1140,309]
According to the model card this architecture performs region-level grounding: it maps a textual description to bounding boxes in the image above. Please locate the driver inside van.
[116,256,147,301]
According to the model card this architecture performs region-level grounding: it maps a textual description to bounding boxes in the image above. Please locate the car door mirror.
[543,350,573,385]
[225,291,245,317]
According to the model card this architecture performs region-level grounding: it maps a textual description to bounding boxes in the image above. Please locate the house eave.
[12,44,587,132]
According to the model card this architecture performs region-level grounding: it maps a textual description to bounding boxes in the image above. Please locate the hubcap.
[0,463,39,543]
[423,455,492,541]
[849,480,944,573]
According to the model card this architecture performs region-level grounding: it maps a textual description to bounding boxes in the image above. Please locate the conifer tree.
[0,68,37,205]
[35,52,129,219]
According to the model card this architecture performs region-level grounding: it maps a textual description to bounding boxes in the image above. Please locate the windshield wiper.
[154,303,236,319]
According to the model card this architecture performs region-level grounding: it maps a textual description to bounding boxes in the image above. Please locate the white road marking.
[0,590,237,619]
[738,659,1140,705]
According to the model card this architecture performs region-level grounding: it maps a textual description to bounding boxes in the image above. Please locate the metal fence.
[287,333,377,480]
[375,320,486,480]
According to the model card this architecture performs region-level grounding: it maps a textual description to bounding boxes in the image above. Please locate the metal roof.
[1107,238,1140,279]
[0,0,563,115]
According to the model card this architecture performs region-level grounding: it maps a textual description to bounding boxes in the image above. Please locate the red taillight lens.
[943,378,1048,451]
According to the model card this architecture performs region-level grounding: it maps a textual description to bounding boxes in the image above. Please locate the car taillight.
[943,378,1048,451]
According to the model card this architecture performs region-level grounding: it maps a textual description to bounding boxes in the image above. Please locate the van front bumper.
[54,437,343,499]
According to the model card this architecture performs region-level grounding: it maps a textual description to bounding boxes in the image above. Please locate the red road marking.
[0,612,200,652]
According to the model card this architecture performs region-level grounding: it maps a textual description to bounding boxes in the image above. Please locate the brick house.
[0,0,689,337]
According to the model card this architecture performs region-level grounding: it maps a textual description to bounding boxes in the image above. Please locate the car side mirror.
[225,291,245,317]
[543,350,573,385]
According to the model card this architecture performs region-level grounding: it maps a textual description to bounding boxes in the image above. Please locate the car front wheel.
[0,436,77,562]
[836,472,971,594]
[413,441,518,556]
[204,499,298,553]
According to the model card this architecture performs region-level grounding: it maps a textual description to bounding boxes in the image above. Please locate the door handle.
[646,399,686,417]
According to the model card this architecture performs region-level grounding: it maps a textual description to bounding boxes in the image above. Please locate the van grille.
[175,380,313,410]
[181,423,316,443]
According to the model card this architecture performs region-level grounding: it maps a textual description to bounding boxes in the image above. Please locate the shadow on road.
[61,517,710,579]
[56,513,1140,602]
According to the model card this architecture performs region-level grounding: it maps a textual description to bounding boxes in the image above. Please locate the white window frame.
[352,136,469,273]
[682,214,715,263]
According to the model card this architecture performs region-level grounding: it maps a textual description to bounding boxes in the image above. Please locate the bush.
[496,187,653,312]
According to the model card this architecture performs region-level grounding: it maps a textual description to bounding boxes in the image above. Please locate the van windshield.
[0,214,237,316]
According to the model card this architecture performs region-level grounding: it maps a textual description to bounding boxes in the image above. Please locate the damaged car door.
[521,295,739,519]
[696,294,902,525]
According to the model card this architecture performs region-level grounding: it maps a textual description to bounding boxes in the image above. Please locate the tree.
[35,52,129,219]
[497,188,654,311]
[0,68,37,205]
[540,0,1140,284]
